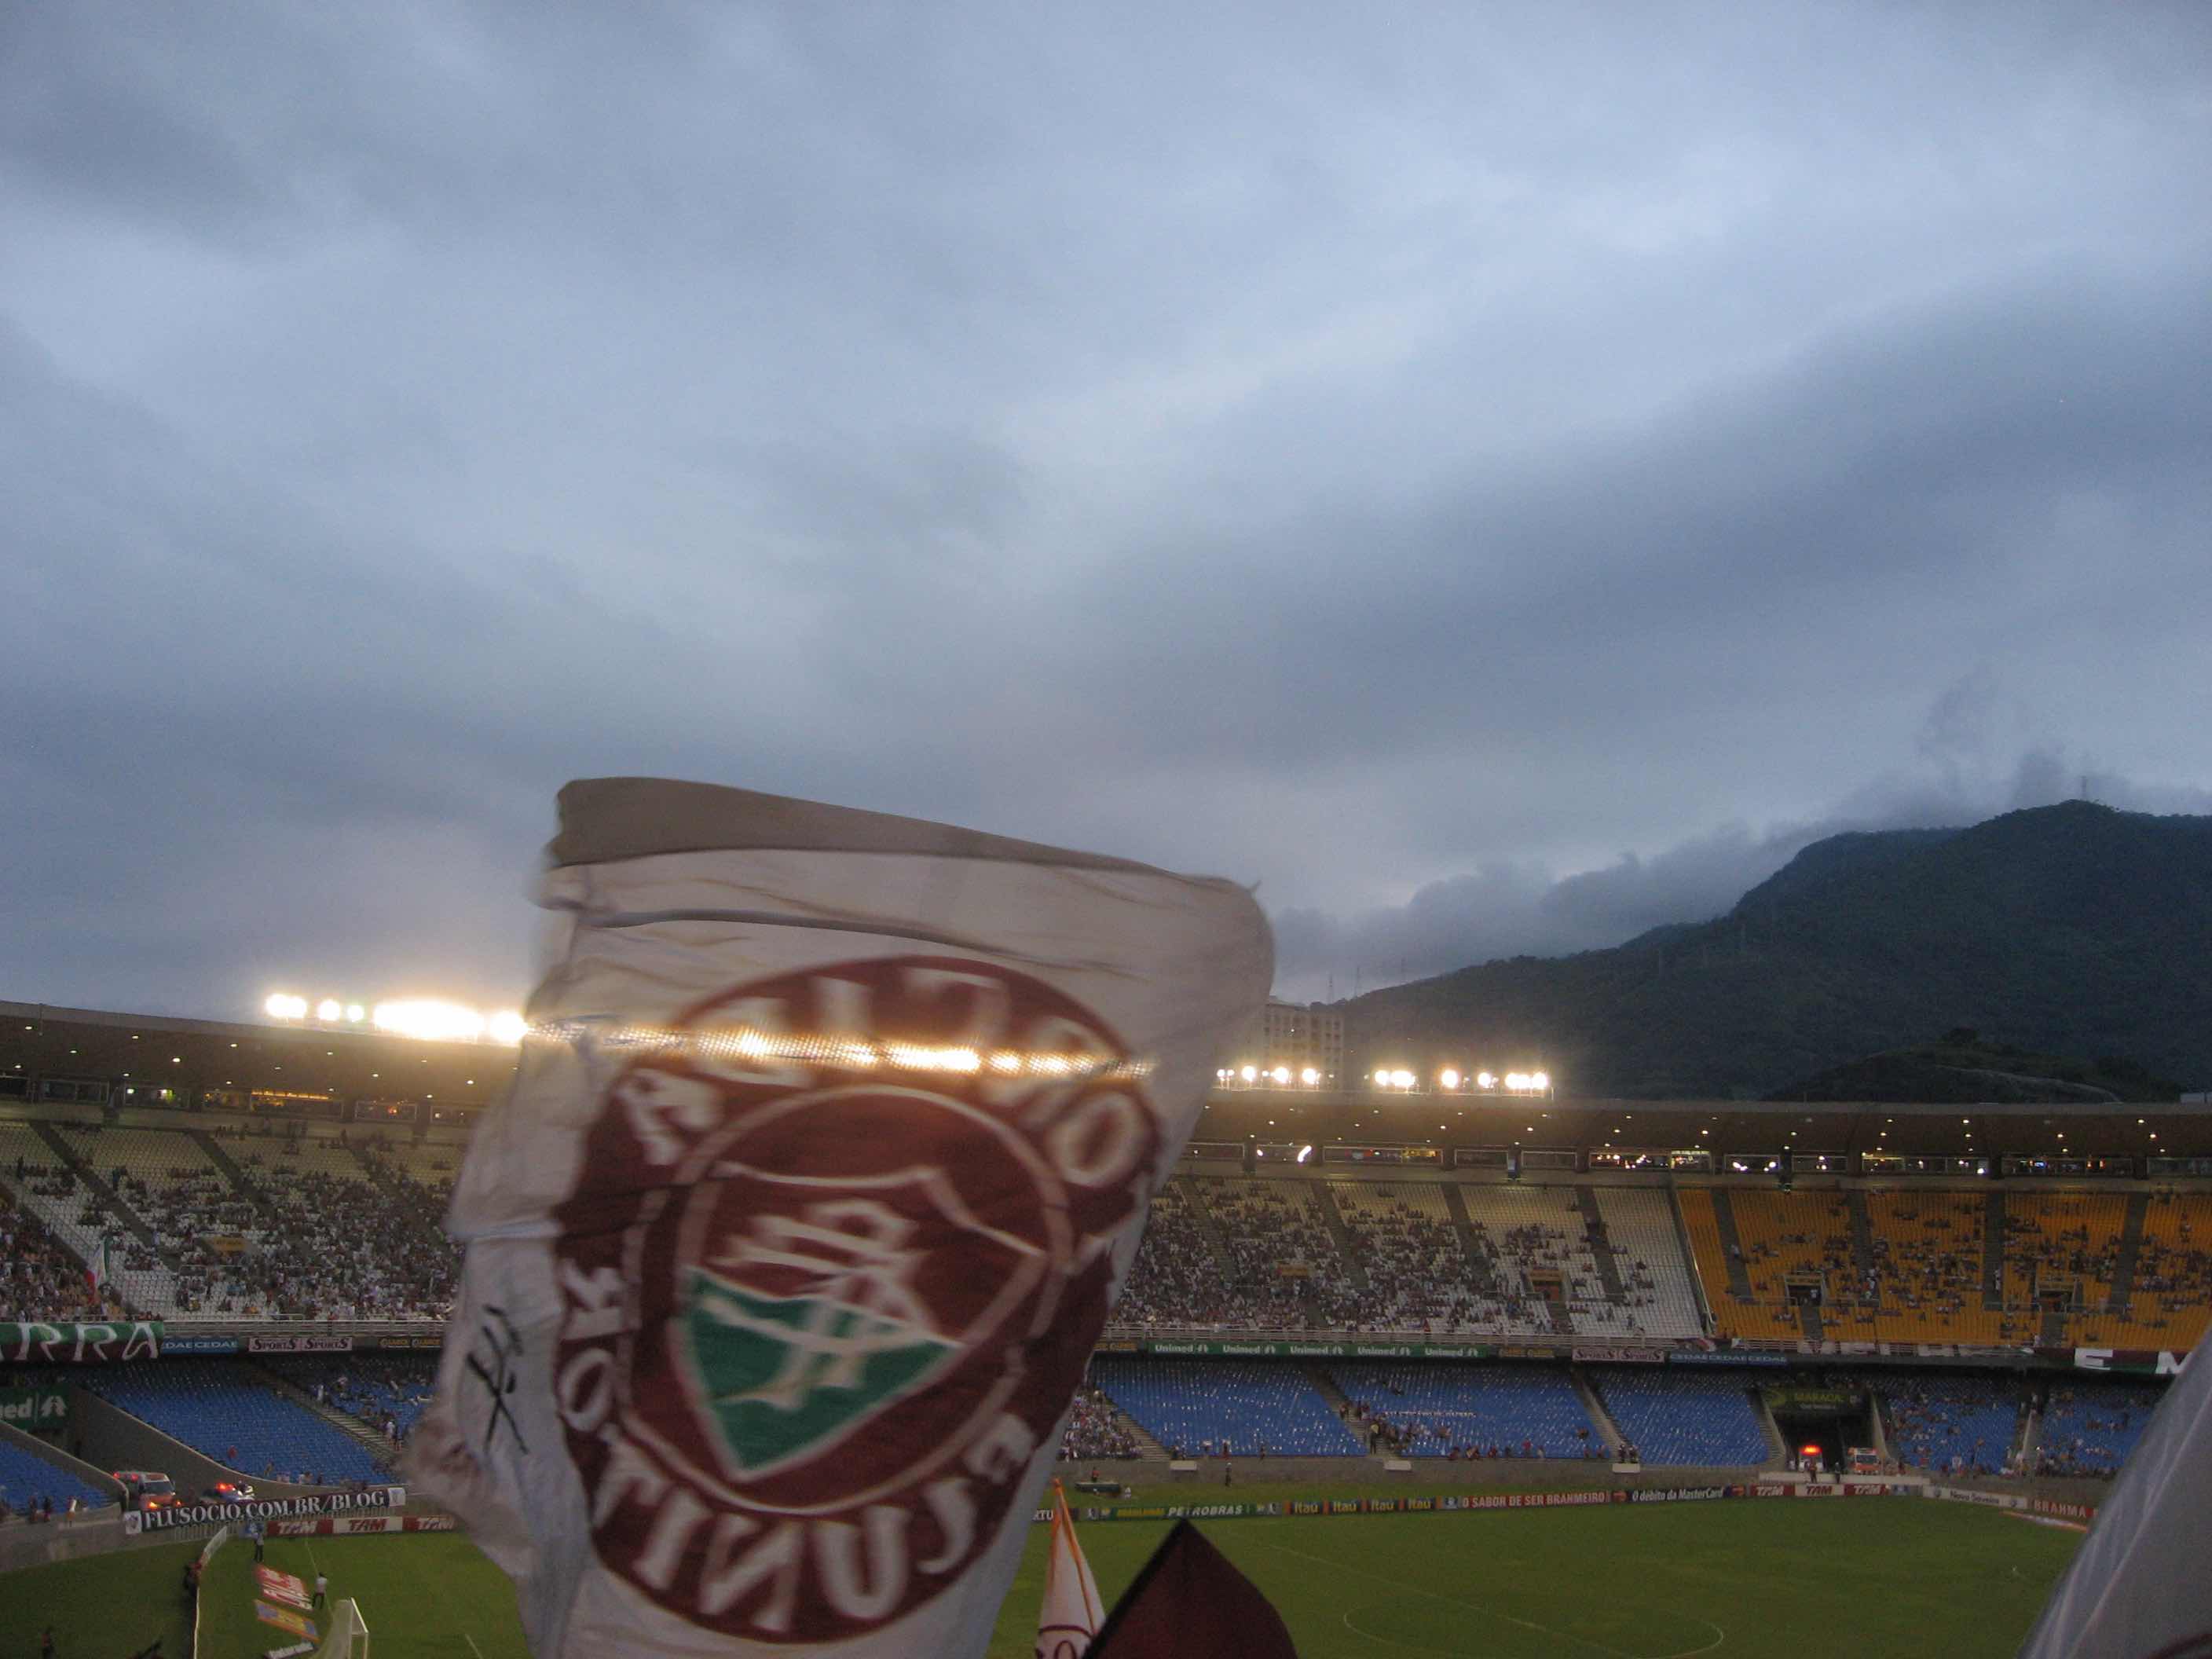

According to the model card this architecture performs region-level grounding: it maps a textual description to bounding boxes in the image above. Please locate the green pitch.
[2,1498,2076,1659]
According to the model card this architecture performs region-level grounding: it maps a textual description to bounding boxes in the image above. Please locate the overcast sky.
[6,2,2210,1017]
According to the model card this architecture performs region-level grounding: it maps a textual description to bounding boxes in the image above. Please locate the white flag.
[2016,1347,2209,1659]
[1035,1482,1104,1659]
[406,778,1271,1659]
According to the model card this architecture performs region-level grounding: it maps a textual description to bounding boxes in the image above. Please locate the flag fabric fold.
[406,778,1272,1659]
[2016,1346,2210,1659]
[1089,1520,1298,1658]
[1035,1482,1104,1659]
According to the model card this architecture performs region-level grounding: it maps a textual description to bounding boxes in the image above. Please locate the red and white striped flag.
[1036,1482,1104,1658]
[406,778,1271,1659]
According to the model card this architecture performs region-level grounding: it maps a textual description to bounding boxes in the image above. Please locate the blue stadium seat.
[0,1440,109,1512]
[1329,1363,1603,1458]
[1883,1377,2022,1476]
[1090,1357,1364,1456]
[273,1354,438,1440]
[1591,1366,1771,1465]
[82,1361,393,1485]
[2038,1381,2163,1477]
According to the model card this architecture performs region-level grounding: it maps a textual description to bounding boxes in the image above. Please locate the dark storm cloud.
[4,2,2209,1017]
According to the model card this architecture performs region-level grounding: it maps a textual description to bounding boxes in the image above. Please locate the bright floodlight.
[1532,1070,1551,1091]
[1297,1144,1313,1163]
[346,1004,365,1023]
[373,999,486,1042]
[1439,1068,1461,1090]
[1268,1065,1288,1085]
[316,998,342,1023]
[1504,1071,1528,1091]
[1391,1068,1416,1089]
[1239,1064,1258,1082]
[1300,1066,1320,1086]
[489,1010,529,1046]
[264,993,307,1020]
[1477,1071,1496,1089]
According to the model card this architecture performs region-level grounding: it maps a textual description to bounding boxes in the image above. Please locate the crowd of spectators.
[1113,1184,1238,1329]
[1882,1375,2024,1476]
[1186,1178,1358,1330]
[2034,1382,2163,1478]
[228,1142,458,1321]
[0,1194,120,1322]
[1057,1386,1140,1460]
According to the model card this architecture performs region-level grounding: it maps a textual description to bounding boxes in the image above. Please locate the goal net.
[313,1598,370,1659]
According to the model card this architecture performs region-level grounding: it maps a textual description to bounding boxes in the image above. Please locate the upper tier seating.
[2071,1191,2212,1353]
[1589,1188,1708,1340]
[1089,1357,1363,1456]
[1591,1366,1771,1466]
[83,1361,395,1485]
[1115,1181,1228,1329]
[0,1188,115,1324]
[1328,1181,1502,1333]
[1882,1375,2022,1476]
[1330,1362,1604,1458]
[1187,1178,1357,1329]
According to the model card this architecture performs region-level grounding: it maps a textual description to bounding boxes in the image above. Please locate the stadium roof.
[2,998,2207,1159]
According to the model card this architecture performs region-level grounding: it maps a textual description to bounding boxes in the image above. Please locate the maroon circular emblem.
[550,956,1158,1642]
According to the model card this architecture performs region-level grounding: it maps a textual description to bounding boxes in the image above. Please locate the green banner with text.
[0,1321,162,1363]
[0,1387,68,1428]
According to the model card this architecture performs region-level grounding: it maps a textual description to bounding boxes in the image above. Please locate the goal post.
[314,1598,369,1659]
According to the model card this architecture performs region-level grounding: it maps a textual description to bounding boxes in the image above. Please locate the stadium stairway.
[1847,1190,1877,1280]
[2106,1191,2150,1312]
[1573,1189,1628,1302]
[1307,1184,1371,1293]
[1438,1185,1503,1298]
[1664,1188,1716,1331]
[1798,1302,1823,1343]
[1569,1371,1624,1454]
[1171,1176,1237,1284]
[31,1122,163,1257]
[189,1130,282,1225]
[2040,1309,2069,1346]
[1749,1387,1787,1464]
[251,1364,401,1467]
[1982,1192,2007,1309]
[1304,1364,1360,1429]
[1707,1190,1755,1299]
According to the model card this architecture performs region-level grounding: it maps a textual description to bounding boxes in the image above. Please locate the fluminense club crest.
[549,957,1162,1644]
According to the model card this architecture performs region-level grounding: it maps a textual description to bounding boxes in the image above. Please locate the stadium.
[0,997,2202,1657]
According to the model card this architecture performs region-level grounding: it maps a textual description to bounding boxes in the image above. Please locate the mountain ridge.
[1337,801,2212,1099]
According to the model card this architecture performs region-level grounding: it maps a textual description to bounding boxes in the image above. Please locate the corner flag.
[1037,1482,1104,1657]
[406,778,1272,1659]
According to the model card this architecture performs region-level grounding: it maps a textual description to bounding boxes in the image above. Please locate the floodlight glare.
[1439,1068,1461,1090]
[345,1004,365,1024]
[1271,1065,1291,1085]
[316,998,342,1023]
[1477,1071,1496,1089]
[489,1010,529,1046]
[1300,1067,1320,1086]
[1391,1068,1416,1089]
[1240,1064,1258,1082]
[1531,1070,1551,1091]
